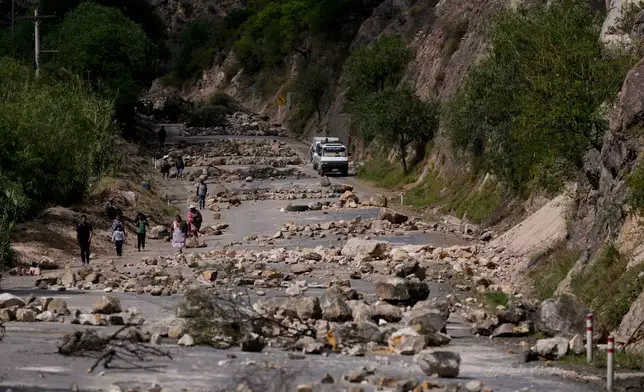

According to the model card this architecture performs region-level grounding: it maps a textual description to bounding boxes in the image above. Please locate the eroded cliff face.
[149,0,242,37]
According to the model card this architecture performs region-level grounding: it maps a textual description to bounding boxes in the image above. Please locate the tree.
[444,0,631,190]
[49,2,156,121]
[294,64,330,120]
[356,86,439,173]
[344,34,412,100]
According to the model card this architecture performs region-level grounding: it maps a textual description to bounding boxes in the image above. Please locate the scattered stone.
[178,334,195,346]
[533,337,569,359]
[379,208,408,224]
[465,380,484,392]
[321,373,334,383]
[0,293,25,309]
[375,277,429,305]
[240,332,265,352]
[92,296,123,315]
[36,311,56,322]
[15,308,37,322]
[537,293,589,337]
[389,328,427,355]
[341,238,388,258]
[414,350,461,378]
[369,194,387,207]
[47,298,70,316]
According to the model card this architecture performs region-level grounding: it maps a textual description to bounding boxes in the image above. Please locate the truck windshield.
[323,146,346,157]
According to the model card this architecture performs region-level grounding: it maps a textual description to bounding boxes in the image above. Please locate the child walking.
[112,225,126,257]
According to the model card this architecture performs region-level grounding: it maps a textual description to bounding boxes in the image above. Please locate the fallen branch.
[58,326,172,373]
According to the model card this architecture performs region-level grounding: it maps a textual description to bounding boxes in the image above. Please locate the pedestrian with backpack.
[196,179,207,210]
[112,224,126,257]
[161,157,171,180]
[175,156,185,179]
[134,212,149,251]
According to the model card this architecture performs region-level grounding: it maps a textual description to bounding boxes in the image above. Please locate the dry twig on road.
[58,326,172,373]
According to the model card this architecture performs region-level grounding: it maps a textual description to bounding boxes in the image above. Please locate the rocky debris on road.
[92,296,123,314]
[414,350,461,378]
[186,165,307,183]
[186,112,288,137]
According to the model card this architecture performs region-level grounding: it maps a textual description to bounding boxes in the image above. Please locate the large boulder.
[320,287,352,322]
[319,177,331,187]
[376,278,429,305]
[532,337,569,359]
[369,194,387,207]
[47,298,70,316]
[0,293,25,309]
[92,296,123,315]
[61,268,77,288]
[15,308,37,322]
[414,351,461,378]
[388,327,426,355]
[379,208,408,224]
[537,293,589,337]
[341,238,388,258]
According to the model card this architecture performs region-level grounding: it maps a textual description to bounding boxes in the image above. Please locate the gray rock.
[465,380,484,392]
[321,373,334,383]
[533,337,569,359]
[92,296,123,314]
[369,194,387,207]
[178,334,195,346]
[569,334,585,355]
[371,302,402,322]
[254,297,322,320]
[0,293,25,309]
[307,202,323,211]
[240,332,265,352]
[77,313,108,326]
[341,238,388,258]
[0,308,15,322]
[537,293,589,337]
[409,309,448,333]
[414,350,461,378]
[319,177,331,187]
[389,327,426,355]
[375,277,429,305]
[394,261,426,281]
[47,298,70,316]
[36,310,56,322]
[491,323,517,338]
[61,268,77,288]
[321,287,353,322]
[378,208,408,224]
[121,308,145,325]
[15,308,37,322]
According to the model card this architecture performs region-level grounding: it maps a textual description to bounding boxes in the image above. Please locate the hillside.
[143,0,644,353]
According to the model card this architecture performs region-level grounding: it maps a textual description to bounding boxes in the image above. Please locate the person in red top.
[187,205,202,238]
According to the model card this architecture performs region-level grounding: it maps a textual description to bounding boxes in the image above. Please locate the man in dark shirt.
[76,215,93,265]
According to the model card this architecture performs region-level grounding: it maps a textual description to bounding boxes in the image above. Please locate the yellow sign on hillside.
[276,95,286,106]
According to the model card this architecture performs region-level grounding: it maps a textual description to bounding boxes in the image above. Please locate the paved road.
[0,126,601,392]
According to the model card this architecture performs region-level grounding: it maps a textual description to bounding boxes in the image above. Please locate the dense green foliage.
[528,244,580,300]
[344,35,412,100]
[294,64,330,121]
[444,0,631,191]
[570,243,644,332]
[48,2,156,120]
[345,35,437,173]
[0,57,115,266]
[356,87,438,172]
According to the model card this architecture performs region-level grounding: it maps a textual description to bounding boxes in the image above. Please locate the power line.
[18,9,56,77]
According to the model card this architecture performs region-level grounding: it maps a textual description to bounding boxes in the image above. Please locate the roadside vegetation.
[569,243,644,333]
[444,0,634,193]
[527,244,581,301]
[0,0,167,269]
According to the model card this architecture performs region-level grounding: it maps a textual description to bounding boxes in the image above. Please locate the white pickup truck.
[310,138,349,176]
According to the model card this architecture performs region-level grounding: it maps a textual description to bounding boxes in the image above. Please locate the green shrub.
[570,243,644,332]
[294,64,330,121]
[484,291,509,307]
[344,34,412,100]
[627,161,644,213]
[444,0,632,191]
[356,155,423,189]
[528,244,580,300]
[0,57,115,207]
[173,19,234,81]
[187,105,229,128]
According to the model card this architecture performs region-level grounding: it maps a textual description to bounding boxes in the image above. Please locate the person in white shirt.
[111,225,126,257]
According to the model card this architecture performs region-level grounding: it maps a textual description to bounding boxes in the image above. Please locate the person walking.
[170,215,187,253]
[176,156,185,179]
[158,125,167,148]
[161,157,171,180]
[187,205,202,238]
[196,179,207,210]
[76,215,93,266]
[111,213,124,234]
[112,224,126,257]
[134,212,149,251]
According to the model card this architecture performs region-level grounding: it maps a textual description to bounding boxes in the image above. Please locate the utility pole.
[19,9,57,77]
